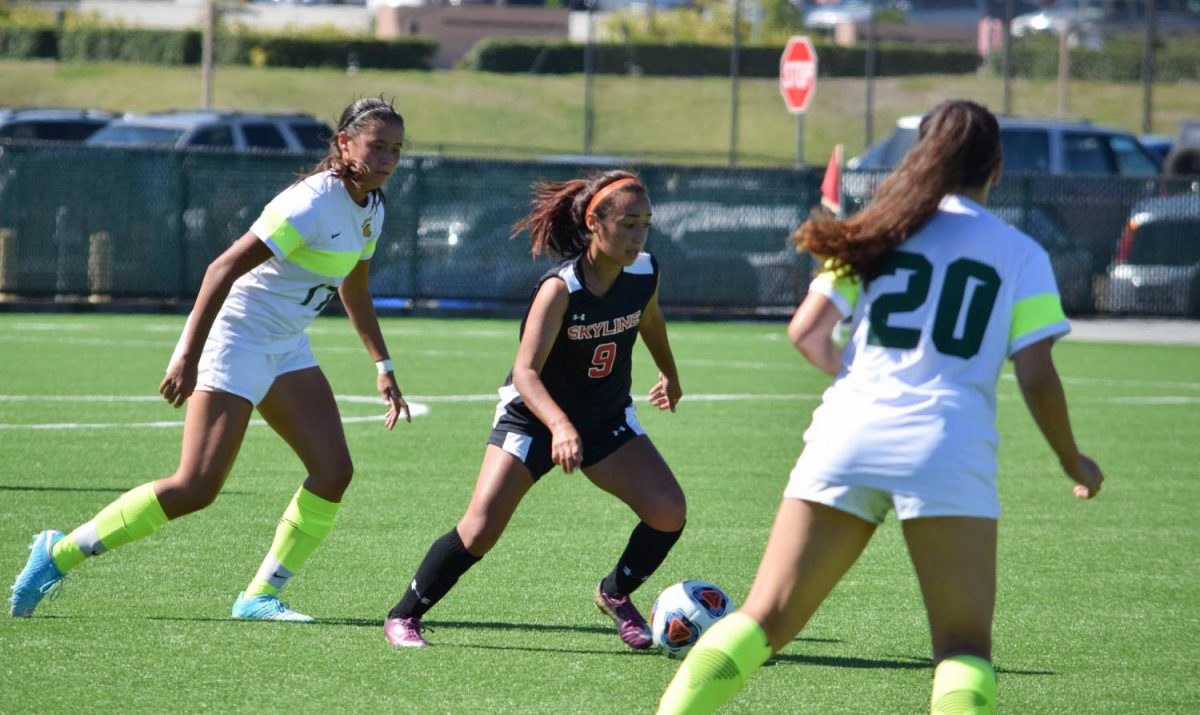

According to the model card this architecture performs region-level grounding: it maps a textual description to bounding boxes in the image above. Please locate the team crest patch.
[362,219,372,238]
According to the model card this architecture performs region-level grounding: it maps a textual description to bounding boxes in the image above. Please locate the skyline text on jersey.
[566,310,642,341]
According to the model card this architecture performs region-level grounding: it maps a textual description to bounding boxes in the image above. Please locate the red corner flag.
[820,144,844,218]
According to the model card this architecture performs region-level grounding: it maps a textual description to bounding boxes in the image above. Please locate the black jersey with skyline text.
[497,251,659,434]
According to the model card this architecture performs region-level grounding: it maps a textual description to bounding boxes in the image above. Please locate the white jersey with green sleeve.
[796,194,1069,489]
[207,171,384,353]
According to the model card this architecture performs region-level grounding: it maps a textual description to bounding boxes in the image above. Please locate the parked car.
[1163,119,1200,178]
[1101,192,1200,316]
[85,110,332,153]
[1139,134,1173,163]
[0,107,115,142]
[848,114,1162,177]
[1011,0,1200,48]
[804,0,982,31]
[846,114,1163,300]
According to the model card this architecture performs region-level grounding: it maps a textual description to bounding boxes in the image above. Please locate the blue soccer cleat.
[10,530,68,618]
[231,591,314,622]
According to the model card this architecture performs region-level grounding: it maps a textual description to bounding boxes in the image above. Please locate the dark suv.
[85,110,331,153]
[0,108,115,142]
[1102,192,1200,316]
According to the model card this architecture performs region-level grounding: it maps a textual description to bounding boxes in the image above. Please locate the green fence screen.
[1,143,1197,317]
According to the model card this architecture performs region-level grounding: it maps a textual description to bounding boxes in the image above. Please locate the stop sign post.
[780,36,818,167]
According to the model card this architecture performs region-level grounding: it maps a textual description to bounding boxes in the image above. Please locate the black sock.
[600,521,684,597]
[388,527,482,620]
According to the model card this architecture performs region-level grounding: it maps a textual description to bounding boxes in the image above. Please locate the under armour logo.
[573,313,586,321]
[612,425,627,436]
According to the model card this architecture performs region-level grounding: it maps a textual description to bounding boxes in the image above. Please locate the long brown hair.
[309,96,405,202]
[796,99,1001,282]
[512,170,646,257]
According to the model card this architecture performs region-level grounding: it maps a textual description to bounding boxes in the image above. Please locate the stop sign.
[779,36,818,114]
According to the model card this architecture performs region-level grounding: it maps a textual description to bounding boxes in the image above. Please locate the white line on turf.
[0,389,1194,431]
[0,405,431,431]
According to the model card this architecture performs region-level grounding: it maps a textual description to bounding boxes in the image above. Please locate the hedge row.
[460,39,981,77]
[990,35,1200,82]
[5,19,1199,82]
[0,24,437,70]
[0,24,56,59]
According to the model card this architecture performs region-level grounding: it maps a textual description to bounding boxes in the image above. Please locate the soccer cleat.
[10,530,68,618]
[594,581,653,650]
[231,591,314,622]
[384,616,429,648]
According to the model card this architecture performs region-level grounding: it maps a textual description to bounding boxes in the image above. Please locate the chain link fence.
[1,143,1197,317]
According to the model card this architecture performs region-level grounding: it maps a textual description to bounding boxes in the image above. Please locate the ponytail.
[513,170,645,258]
[796,100,1000,282]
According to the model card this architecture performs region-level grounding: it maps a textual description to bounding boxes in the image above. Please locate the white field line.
[0,404,431,431]
[999,373,1200,392]
[1,389,1195,431]
[0,333,776,368]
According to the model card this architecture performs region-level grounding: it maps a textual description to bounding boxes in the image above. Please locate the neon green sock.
[51,483,169,572]
[931,655,996,715]
[657,612,773,715]
[244,488,339,598]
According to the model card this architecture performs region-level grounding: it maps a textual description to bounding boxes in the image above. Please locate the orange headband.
[584,177,638,224]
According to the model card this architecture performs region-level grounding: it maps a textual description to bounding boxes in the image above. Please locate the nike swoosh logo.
[331,232,341,239]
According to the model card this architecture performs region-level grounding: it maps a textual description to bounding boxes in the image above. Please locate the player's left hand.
[649,372,681,412]
[378,372,410,429]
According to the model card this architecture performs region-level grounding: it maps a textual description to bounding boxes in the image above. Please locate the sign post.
[779,36,818,168]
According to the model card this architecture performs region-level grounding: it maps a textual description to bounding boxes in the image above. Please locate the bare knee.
[156,473,222,518]
[305,456,354,502]
[642,493,687,533]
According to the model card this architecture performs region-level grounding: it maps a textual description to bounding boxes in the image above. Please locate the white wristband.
[375,358,394,374]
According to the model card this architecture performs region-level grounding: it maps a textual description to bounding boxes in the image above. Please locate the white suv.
[86,110,331,153]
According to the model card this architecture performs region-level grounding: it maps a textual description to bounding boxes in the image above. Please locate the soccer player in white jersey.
[658,100,1105,714]
[10,97,410,622]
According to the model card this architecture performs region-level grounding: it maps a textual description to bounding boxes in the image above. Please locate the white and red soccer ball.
[649,580,734,658]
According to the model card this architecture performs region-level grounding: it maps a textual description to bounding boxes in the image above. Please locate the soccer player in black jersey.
[384,171,686,649]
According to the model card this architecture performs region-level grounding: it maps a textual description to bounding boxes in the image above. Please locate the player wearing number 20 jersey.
[657,100,1103,715]
[787,193,1070,519]
[490,251,659,477]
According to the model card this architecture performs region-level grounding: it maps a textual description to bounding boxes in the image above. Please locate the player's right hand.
[551,424,583,474]
[159,359,198,409]
[1065,453,1104,499]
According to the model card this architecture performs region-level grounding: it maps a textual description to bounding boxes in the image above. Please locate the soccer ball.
[649,580,734,658]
